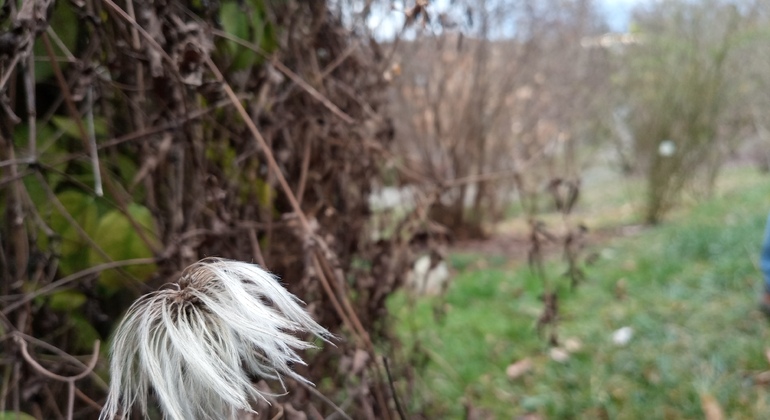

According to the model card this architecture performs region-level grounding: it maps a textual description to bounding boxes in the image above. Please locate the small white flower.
[100,258,331,420]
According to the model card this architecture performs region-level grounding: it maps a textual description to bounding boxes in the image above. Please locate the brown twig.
[15,337,100,420]
[311,255,358,341]
[5,333,108,390]
[319,42,359,80]
[210,29,356,124]
[314,252,371,347]
[295,379,353,420]
[100,0,180,79]
[45,27,77,62]
[0,54,21,92]
[3,258,157,315]
[383,357,406,420]
[40,33,103,196]
[23,51,36,159]
[248,228,267,267]
[74,387,103,412]
[205,55,309,224]
[295,129,311,207]
[95,94,248,150]
[41,384,65,420]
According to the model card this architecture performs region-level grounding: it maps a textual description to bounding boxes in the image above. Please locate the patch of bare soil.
[450,223,648,263]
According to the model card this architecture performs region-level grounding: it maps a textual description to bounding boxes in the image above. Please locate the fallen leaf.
[549,347,569,363]
[564,338,582,353]
[506,358,533,380]
[699,393,724,420]
[754,370,770,385]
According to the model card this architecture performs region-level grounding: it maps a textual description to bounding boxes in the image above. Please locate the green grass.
[388,169,770,418]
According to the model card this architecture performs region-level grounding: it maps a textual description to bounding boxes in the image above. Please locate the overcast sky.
[366,0,653,39]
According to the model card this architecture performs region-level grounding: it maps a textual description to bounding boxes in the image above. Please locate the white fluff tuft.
[99,258,331,420]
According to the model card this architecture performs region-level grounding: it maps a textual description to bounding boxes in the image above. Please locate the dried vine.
[0,0,420,418]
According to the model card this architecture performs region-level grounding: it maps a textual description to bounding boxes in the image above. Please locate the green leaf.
[88,203,159,293]
[218,0,271,70]
[49,290,87,311]
[219,1,249,63]
[220,1,250,53]
[114,154,139,185]
[33,1,79,82]
[40,190,99,275]
[70,313,102,352]
[51,115,108,140]
[254,177,275,208]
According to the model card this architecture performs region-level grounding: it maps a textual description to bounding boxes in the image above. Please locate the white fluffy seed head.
[99,258,331,420]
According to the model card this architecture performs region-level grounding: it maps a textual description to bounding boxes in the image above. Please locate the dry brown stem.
[15,336,100,420]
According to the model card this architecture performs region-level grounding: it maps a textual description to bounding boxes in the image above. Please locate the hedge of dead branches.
[0,0,420,418]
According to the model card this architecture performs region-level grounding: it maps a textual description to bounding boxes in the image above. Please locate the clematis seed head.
[99,258,331,420]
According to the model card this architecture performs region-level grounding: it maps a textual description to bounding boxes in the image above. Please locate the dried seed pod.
[100,258,331,420]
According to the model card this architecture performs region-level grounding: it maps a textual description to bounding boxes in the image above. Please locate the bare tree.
[388,0,610,237]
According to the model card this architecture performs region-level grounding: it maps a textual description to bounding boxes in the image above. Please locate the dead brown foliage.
[0,0,423,418]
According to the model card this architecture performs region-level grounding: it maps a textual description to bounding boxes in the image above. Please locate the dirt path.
[450,224,648,263]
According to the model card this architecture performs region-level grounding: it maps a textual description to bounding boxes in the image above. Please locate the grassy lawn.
[388,167,770,418]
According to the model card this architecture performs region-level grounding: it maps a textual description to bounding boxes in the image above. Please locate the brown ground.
[450,223,648,263]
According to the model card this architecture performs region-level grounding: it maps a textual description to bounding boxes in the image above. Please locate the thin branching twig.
[15,336,100,420]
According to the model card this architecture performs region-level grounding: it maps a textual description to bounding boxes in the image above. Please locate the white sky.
[366,0,653,39]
